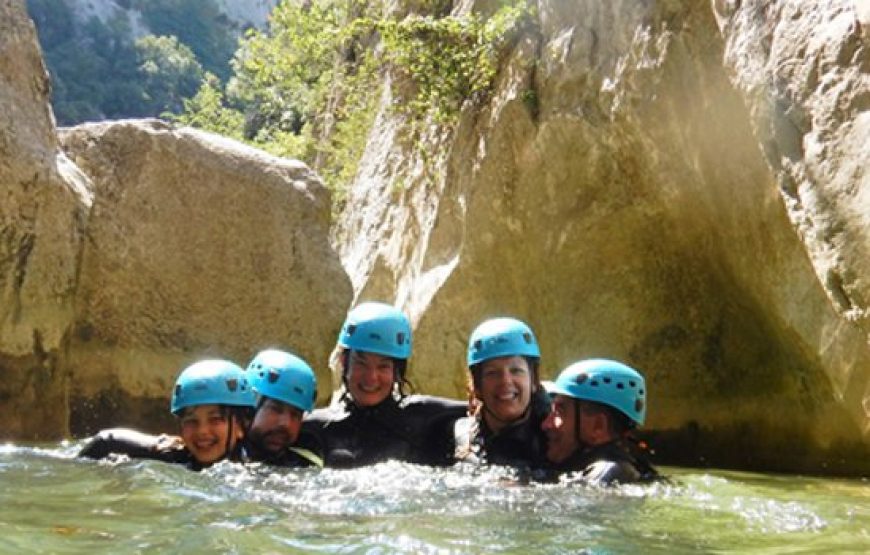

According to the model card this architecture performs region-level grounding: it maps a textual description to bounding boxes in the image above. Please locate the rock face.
[60,120,351,435]
[1,0,351,439]
[0,0,92,439]
[335,0,870,474]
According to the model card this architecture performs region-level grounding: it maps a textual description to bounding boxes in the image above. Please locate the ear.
[231,416,245,440]
[589,412,611,443]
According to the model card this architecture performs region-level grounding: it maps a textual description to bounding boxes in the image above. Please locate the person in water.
[541,358,658,485]
[453,317,551,469]
[79,359,256,470]
[244,349,323,468]
[302,301,466,468]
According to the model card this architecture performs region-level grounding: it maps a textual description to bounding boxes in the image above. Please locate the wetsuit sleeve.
[416,400,467,466]
[78,428,189,464]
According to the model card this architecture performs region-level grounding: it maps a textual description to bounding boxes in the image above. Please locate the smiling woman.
[302,302,467,468]
[453,317,551,469]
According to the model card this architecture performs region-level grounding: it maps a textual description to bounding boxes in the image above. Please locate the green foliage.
[174,73,245,140]
[27,0,240,125]
[180,0,532,199]
[379,0,530,124]
[133,0,238,81]
[135,35,205,114]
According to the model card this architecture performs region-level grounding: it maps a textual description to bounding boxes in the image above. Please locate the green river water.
[1,443,868,554]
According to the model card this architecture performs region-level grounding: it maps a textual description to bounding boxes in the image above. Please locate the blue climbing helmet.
[338,302,412,360]
[467,317,540,366]
[545,359,646,426]
[170,359,256,415]
[246,349,317,412]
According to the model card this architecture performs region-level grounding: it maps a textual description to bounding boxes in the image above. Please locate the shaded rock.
[0,0,92,439]
[60,119,351,435]
[335,0,870,474]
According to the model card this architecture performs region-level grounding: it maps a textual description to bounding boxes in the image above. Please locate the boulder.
[334,0,870,474]
[0,0,92,439]
[60,119,351,435]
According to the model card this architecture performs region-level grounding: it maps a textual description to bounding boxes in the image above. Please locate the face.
[346,350,396,407]
[477,356,533,430]
[541,394,581,464]
[179,404,243,465]
[248,397,304,454]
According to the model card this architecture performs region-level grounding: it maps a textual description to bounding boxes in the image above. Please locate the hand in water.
[154,434,185,452]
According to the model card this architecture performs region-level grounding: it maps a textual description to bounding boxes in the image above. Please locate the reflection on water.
[1,442,868,553]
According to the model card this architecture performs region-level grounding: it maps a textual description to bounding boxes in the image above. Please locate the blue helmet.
[246,349,317,412]
[338,302,412,360]
[545,359,646,426]
[170,359,256,415]
[467,317,540,366]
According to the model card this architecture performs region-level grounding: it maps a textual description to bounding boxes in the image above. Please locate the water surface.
[1,443,868,553]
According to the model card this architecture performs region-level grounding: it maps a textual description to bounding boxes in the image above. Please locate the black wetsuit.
[302,394,467,468]
[452,389,550,469]
[77,428,193,466]
[548,439,659,485]
[452,413,549,469]
[77,427,322,469]
[241,430,324,468]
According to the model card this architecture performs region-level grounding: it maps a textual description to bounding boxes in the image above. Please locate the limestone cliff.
[0,0,351,438]
[334,0,870,474]
[0,0,92,439]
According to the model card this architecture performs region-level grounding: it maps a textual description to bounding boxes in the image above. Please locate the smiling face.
[248,397,304,454]
[178,404,243,465]
[477,355,533,432]
[541,394,581,464]
[346,350,396,407]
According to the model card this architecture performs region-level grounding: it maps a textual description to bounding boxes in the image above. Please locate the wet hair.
[338,348,415,407]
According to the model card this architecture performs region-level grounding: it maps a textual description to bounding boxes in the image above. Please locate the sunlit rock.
[59,119,351,435]
[0,0,92,439]
[335,0,870,474]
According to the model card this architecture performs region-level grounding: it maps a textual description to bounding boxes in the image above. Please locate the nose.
[541,410,556,431]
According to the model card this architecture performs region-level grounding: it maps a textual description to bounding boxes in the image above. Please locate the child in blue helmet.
[79,359,256,470]
[302,301,466,468]
[244,349,323,468]
[453,317,551,469]
[541,358,659,485]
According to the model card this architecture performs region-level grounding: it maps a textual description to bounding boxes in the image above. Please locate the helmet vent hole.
[639,389,645,396]
[346,324,357,336]
[575,373,588,385]
[396,332,406,345]
[268,370,280,384]
[629,381,636,388]
[522,332,533,344]
[616,382,624,389]
[369,333,382,341]
[635,399,644,412]
[293,386,303,394]
[226,379,238,392]
[175,384,182,396]
[590,380,599,387]
[603,377,611,384]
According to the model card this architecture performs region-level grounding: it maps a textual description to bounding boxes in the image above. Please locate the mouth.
[263,431,291,450]
[193,438,219,450]
[495,390,519,401]
[357,383,382,393]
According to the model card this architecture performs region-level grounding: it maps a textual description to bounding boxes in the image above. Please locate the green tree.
[136,35,205,115]
[135,0,238,81]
